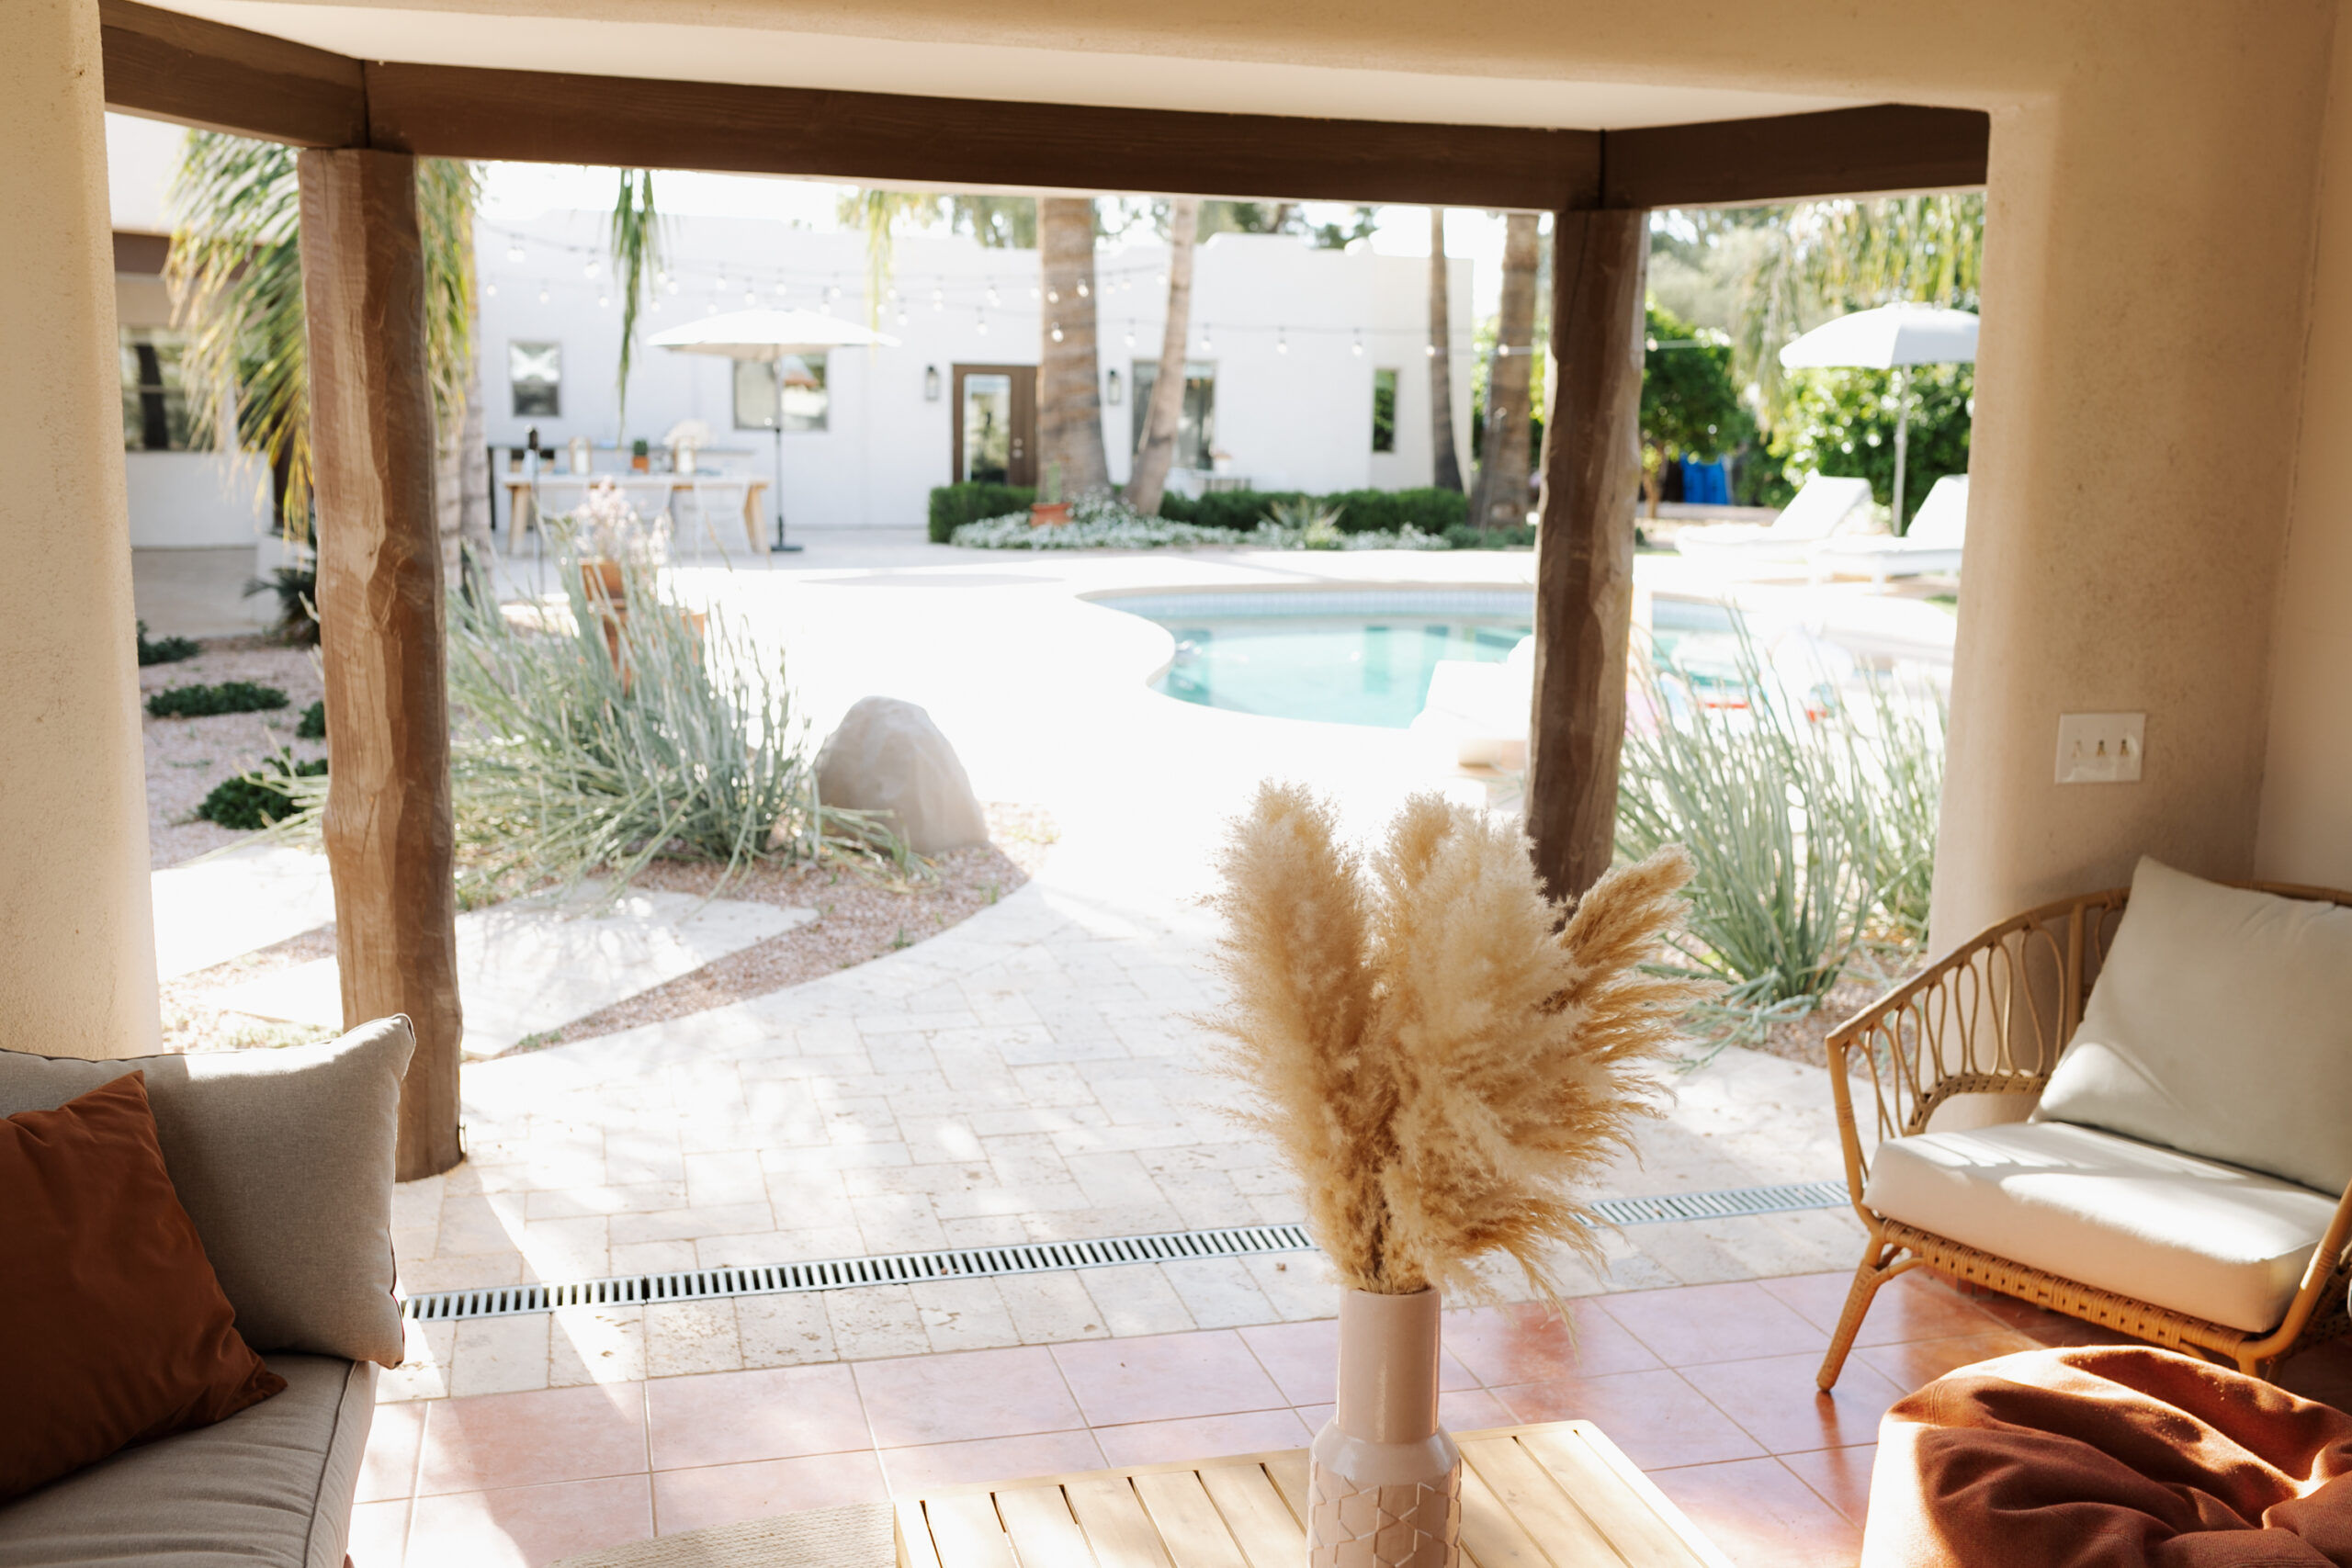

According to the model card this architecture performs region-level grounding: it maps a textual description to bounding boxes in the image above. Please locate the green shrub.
[137,620,198,666]
[1444,524,1538,550]
[1156,487,1469,536]
[930,483,1035,543]
[243,566,320,646]
[197,755,327,830]
[296,700,325,740]
[148,681,290,718]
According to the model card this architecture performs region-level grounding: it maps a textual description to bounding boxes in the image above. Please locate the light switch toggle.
[2057,713,2146,784]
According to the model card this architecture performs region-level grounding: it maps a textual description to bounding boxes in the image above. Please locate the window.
[962,373,1012,483]
[1371,367,1398,453]
[119,329,193,451]
[1129,360,1216,469]
[734,354,829,432]
[509,342,561,417]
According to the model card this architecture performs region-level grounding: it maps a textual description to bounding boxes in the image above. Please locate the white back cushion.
[1771,475,1873,539]
[2036,857,2352,1194]
[1905,475,1970,547]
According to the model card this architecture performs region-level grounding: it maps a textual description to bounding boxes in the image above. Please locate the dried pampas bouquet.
[1214,784,1699,1568]
[1209,782,1701,1307]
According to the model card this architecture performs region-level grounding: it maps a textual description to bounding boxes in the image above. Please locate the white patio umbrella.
[650,309,899,552]
[1779,302,1978,534]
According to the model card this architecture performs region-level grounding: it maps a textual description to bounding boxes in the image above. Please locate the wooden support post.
[1526,208,1646,906]
[297,149,463,1179]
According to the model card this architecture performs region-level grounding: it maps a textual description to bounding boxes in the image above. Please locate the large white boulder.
[813,697,989,854]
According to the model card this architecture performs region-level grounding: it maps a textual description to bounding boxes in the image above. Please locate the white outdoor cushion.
[1674,474,1871,560]
[1904,475,1970,547]
[2034,857,2352,1196]
[1863,1120,2340,1332]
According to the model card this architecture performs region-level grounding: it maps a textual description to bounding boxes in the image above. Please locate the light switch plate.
[2056,712,2146,784]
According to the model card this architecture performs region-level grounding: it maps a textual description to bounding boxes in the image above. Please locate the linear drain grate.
[1589,1179,1849,1226]
[401,1222,1314,1323]
[401,1182,1852,1323]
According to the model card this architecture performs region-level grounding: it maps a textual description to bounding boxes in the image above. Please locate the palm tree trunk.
[1476,211,1542,527]
[1428,207,1463,493]
[1038,197,1110,498]
[1127,197,1200,516]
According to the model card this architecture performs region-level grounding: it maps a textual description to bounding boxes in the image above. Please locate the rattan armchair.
[1818,883,2352,1392]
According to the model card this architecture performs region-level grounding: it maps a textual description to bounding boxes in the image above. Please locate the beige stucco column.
[0,0,161,1058]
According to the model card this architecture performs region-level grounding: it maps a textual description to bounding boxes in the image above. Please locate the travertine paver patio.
[343,535,1919,1403]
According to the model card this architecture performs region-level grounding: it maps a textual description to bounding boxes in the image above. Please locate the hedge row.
[929,483,1471,543]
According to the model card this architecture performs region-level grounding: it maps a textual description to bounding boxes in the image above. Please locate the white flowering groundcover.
[950,495,1452,552]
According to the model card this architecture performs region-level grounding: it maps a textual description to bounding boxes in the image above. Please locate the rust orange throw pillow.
[0,1072,284,1500]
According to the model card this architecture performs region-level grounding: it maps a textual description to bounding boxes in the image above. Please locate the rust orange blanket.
[1864,1347,2352,1567]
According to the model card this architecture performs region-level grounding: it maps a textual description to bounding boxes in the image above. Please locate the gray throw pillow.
[0,1017,413,1366]
[2036,858,2352,1196]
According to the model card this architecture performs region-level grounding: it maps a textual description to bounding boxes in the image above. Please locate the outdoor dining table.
[894,1420,1733,1568]
[500,476,770,555]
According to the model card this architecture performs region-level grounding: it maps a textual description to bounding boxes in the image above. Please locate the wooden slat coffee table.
[894,1422,1735,1567]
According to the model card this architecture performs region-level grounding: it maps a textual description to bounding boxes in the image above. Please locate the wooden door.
[952,364,1036,487]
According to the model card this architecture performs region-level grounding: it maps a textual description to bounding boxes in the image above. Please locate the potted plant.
[556,478,668,604]
[1208,786,1698,1568]
[630,438,650,472]
[1030,461,1071,526]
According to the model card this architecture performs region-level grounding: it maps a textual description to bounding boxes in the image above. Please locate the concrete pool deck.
[363,534,1954,1404]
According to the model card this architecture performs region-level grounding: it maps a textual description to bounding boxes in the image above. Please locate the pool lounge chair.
[1673,474,1873,572]
[1813,475,1968,590]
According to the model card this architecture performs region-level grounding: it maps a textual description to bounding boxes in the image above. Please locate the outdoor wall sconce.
[923,365,942,401]
[1106,368,1124,405]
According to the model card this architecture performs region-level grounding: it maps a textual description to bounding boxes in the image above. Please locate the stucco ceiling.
[145,0,1861,131]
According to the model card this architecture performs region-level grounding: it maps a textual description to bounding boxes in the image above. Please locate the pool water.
[1103,592,1534,728]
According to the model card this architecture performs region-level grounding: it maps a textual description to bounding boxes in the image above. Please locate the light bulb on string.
[1046,287,1059,304]
[1496,344,1509,358]
[507,241,526,264]
[744,287,757,305]
[773,278,788,299]
[1425,343,1438,357]
[537,281,549,304]
[1076,280,1089,298]
[1199,326,1214,353]
[897,309,909,326]
[583,258,600,279]
[1123,321,1136,348]
[977,312,989,337]
[666,277,680,296]
[1277,328,1289,355]
[597,293,609,310]
[986,286,1001,306]
[484,280,499,298]
[932,288,944,311]
[1050,322,1065,344]
[1351,331,1363,356]
[1029,285,1040,300]
[825,282,840,304]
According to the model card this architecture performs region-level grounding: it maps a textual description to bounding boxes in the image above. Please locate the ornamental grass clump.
[1208,784,1702,1303]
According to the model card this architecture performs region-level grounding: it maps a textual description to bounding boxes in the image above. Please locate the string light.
[1277,328,1289,355]
[1076,280,1090,298]
[774,278,788,299]
[1124,321,1136,347]
[744,286,756,305]
[1050,321,1065,343]
[1425,343,1438,357]
[583,259,600,279]
[1029,285,1041,300]
[484,280,498,298]
[1199,326,1214,352]
[825,283,841,304]
[1046,287,1060,304]
[507,242,526,264]
[932,288,944,312]
[537,281,549,304]
[1351,331,1363,356]
[597,292,609,309]
[976,312,989,336]
[986,286,1001,306]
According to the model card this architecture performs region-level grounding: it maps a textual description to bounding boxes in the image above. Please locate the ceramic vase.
[1308,1287,1462,1568]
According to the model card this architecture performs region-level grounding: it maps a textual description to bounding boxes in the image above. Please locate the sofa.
[0,1018,414,1567]
[1817,860,2352,1390]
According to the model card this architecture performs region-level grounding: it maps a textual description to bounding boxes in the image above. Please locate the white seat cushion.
[2036,857,2352,1195]
[1863,1120,2339,1332]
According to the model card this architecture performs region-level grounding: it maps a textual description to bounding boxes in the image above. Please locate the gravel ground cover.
[141,637,323,867]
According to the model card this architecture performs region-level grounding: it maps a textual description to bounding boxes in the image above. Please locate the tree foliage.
[1769,364,1973,524]
[1639,305,1752,508]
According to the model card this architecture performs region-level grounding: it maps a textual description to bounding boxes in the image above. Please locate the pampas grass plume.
[1208,783,1700,1304]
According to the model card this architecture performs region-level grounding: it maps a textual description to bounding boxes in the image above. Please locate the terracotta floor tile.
[345,1498,410,1568]
[416,1382,649,1496]
[1439,1387,1515,1432]
[406,1473,655,1568]
[645,1363,870,1471]
[1854,1330,2040,1393]
[854,1345,1082,1448]
[1762,1269,2006,1348]
[358,1399,425,1503]
[1779,1444,1877,1527]
[1238,1318,1477,1406]
[1491,1369,1764,1471]
[1095,1407,1314,1468]
[1647,1456,1863,1568]
[1442,1300,1661,1386]
[1679,1351,1905,1455]
[1598,1280,1829,1368]
[652,1450,889,1534]
[877,1429,1107,1494]
[1052,1330,1287,1426]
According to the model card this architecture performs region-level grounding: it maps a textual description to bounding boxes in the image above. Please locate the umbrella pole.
[771,360,801,554]
[1892,368,1910,536]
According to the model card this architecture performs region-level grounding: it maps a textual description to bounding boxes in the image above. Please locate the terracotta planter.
[1308,1288,1461,1568]
[1030,502,1073,527]
[581,558,627,604]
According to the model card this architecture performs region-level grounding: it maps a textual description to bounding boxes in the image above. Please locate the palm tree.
[1471,211,1542,528]
[169,134,482,577]
[609,168,662,445]
[1427,207,1464,492]
[1037,197,1109,497]
[1126,197,1201,516]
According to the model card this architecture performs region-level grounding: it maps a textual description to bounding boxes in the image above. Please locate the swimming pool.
[1102,590,1535,728]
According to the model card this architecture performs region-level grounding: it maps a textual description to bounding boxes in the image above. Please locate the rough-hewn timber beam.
[297,148,464,1180]
[98,0,366,148]
[362,63,1600,210]
[1604,104,1989,209]
[1527,207,1647,905]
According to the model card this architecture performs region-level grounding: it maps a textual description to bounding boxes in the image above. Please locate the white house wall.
[475,213,1479,527]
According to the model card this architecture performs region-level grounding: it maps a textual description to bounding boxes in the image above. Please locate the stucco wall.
[2258,11,2352,892]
